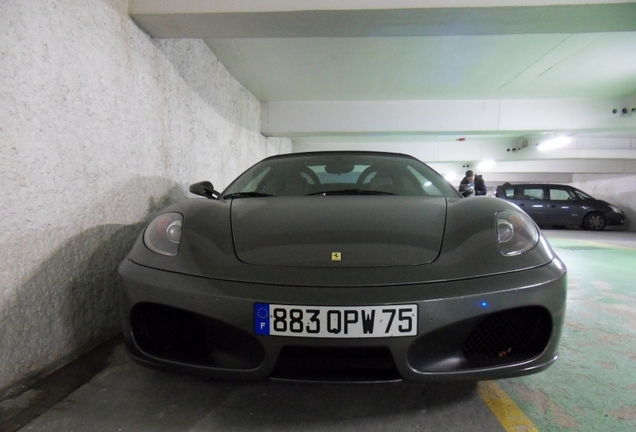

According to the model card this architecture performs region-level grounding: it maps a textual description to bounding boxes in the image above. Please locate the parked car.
[118,151,567,382]
[493,183,626,231]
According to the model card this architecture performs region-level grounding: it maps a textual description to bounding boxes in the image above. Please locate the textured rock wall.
[0,0,290,392]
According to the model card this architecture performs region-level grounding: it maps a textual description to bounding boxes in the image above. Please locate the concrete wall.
[0,0,290,393]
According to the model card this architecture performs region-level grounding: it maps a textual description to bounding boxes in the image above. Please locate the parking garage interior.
[1,1,636,431]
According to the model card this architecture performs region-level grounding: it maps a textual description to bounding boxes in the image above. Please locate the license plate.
[254,303,417,338]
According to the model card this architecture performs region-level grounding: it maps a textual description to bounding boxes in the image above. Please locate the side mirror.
[189,181,219,199]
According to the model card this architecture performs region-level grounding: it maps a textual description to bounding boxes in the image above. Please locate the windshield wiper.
[308,189,394,196]
[223,192,276,199]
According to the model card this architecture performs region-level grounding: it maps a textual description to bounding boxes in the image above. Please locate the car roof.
[261,150,417,161]
[498,183,573,188]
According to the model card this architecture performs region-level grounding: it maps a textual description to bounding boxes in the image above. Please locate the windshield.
[573,188,595,200]
[221,152,460,198]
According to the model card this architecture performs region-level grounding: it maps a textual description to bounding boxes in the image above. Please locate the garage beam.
[262,96,636,137]
[130,1,636,38]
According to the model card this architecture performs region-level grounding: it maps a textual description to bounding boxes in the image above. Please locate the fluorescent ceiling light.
[477,160,495,170]
[538,136,571,151]
[445,172,457,181]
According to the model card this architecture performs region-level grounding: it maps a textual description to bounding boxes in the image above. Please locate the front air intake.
[130,303,265,369]
[463,306,552,365]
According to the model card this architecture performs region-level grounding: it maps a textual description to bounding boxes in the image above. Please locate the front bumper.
[118,258,567,382]
[607,212,627,227]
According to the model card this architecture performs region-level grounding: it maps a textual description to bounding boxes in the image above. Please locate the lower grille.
[272,346,400,382]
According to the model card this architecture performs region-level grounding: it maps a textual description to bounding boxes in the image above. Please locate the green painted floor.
[498,229,636,431]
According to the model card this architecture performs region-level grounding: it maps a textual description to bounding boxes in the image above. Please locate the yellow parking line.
[477,381,540,432]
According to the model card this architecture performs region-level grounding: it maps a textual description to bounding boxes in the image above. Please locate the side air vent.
[463,306,552,365]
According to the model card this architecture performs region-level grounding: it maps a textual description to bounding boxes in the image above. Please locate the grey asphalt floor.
[14,346,503,432]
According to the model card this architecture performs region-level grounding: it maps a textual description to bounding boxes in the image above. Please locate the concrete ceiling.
[129,0,636,182]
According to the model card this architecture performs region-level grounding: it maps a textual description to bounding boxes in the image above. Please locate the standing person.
[458,170,475,197]
[474,174,487,195]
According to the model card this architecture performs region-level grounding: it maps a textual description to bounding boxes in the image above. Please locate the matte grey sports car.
[118,151,567,382]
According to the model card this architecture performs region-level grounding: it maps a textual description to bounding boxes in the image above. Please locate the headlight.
[496,210,539,256]
[143,213,183,256]
[609,205,623,214]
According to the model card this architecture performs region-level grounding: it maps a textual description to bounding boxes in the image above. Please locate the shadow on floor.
[0,334,123,432]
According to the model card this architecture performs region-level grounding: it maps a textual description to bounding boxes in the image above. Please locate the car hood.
[126,196,558,286]
[230,196,446,267]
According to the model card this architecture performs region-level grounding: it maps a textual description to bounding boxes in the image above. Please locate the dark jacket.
[474,175,487,195]
[458,177,475,197]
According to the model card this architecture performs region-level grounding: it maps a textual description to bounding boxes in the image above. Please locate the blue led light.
[480,301,489,308]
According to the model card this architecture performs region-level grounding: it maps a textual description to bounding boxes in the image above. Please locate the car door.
[513,186,548,224]
[545,186,582,226]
